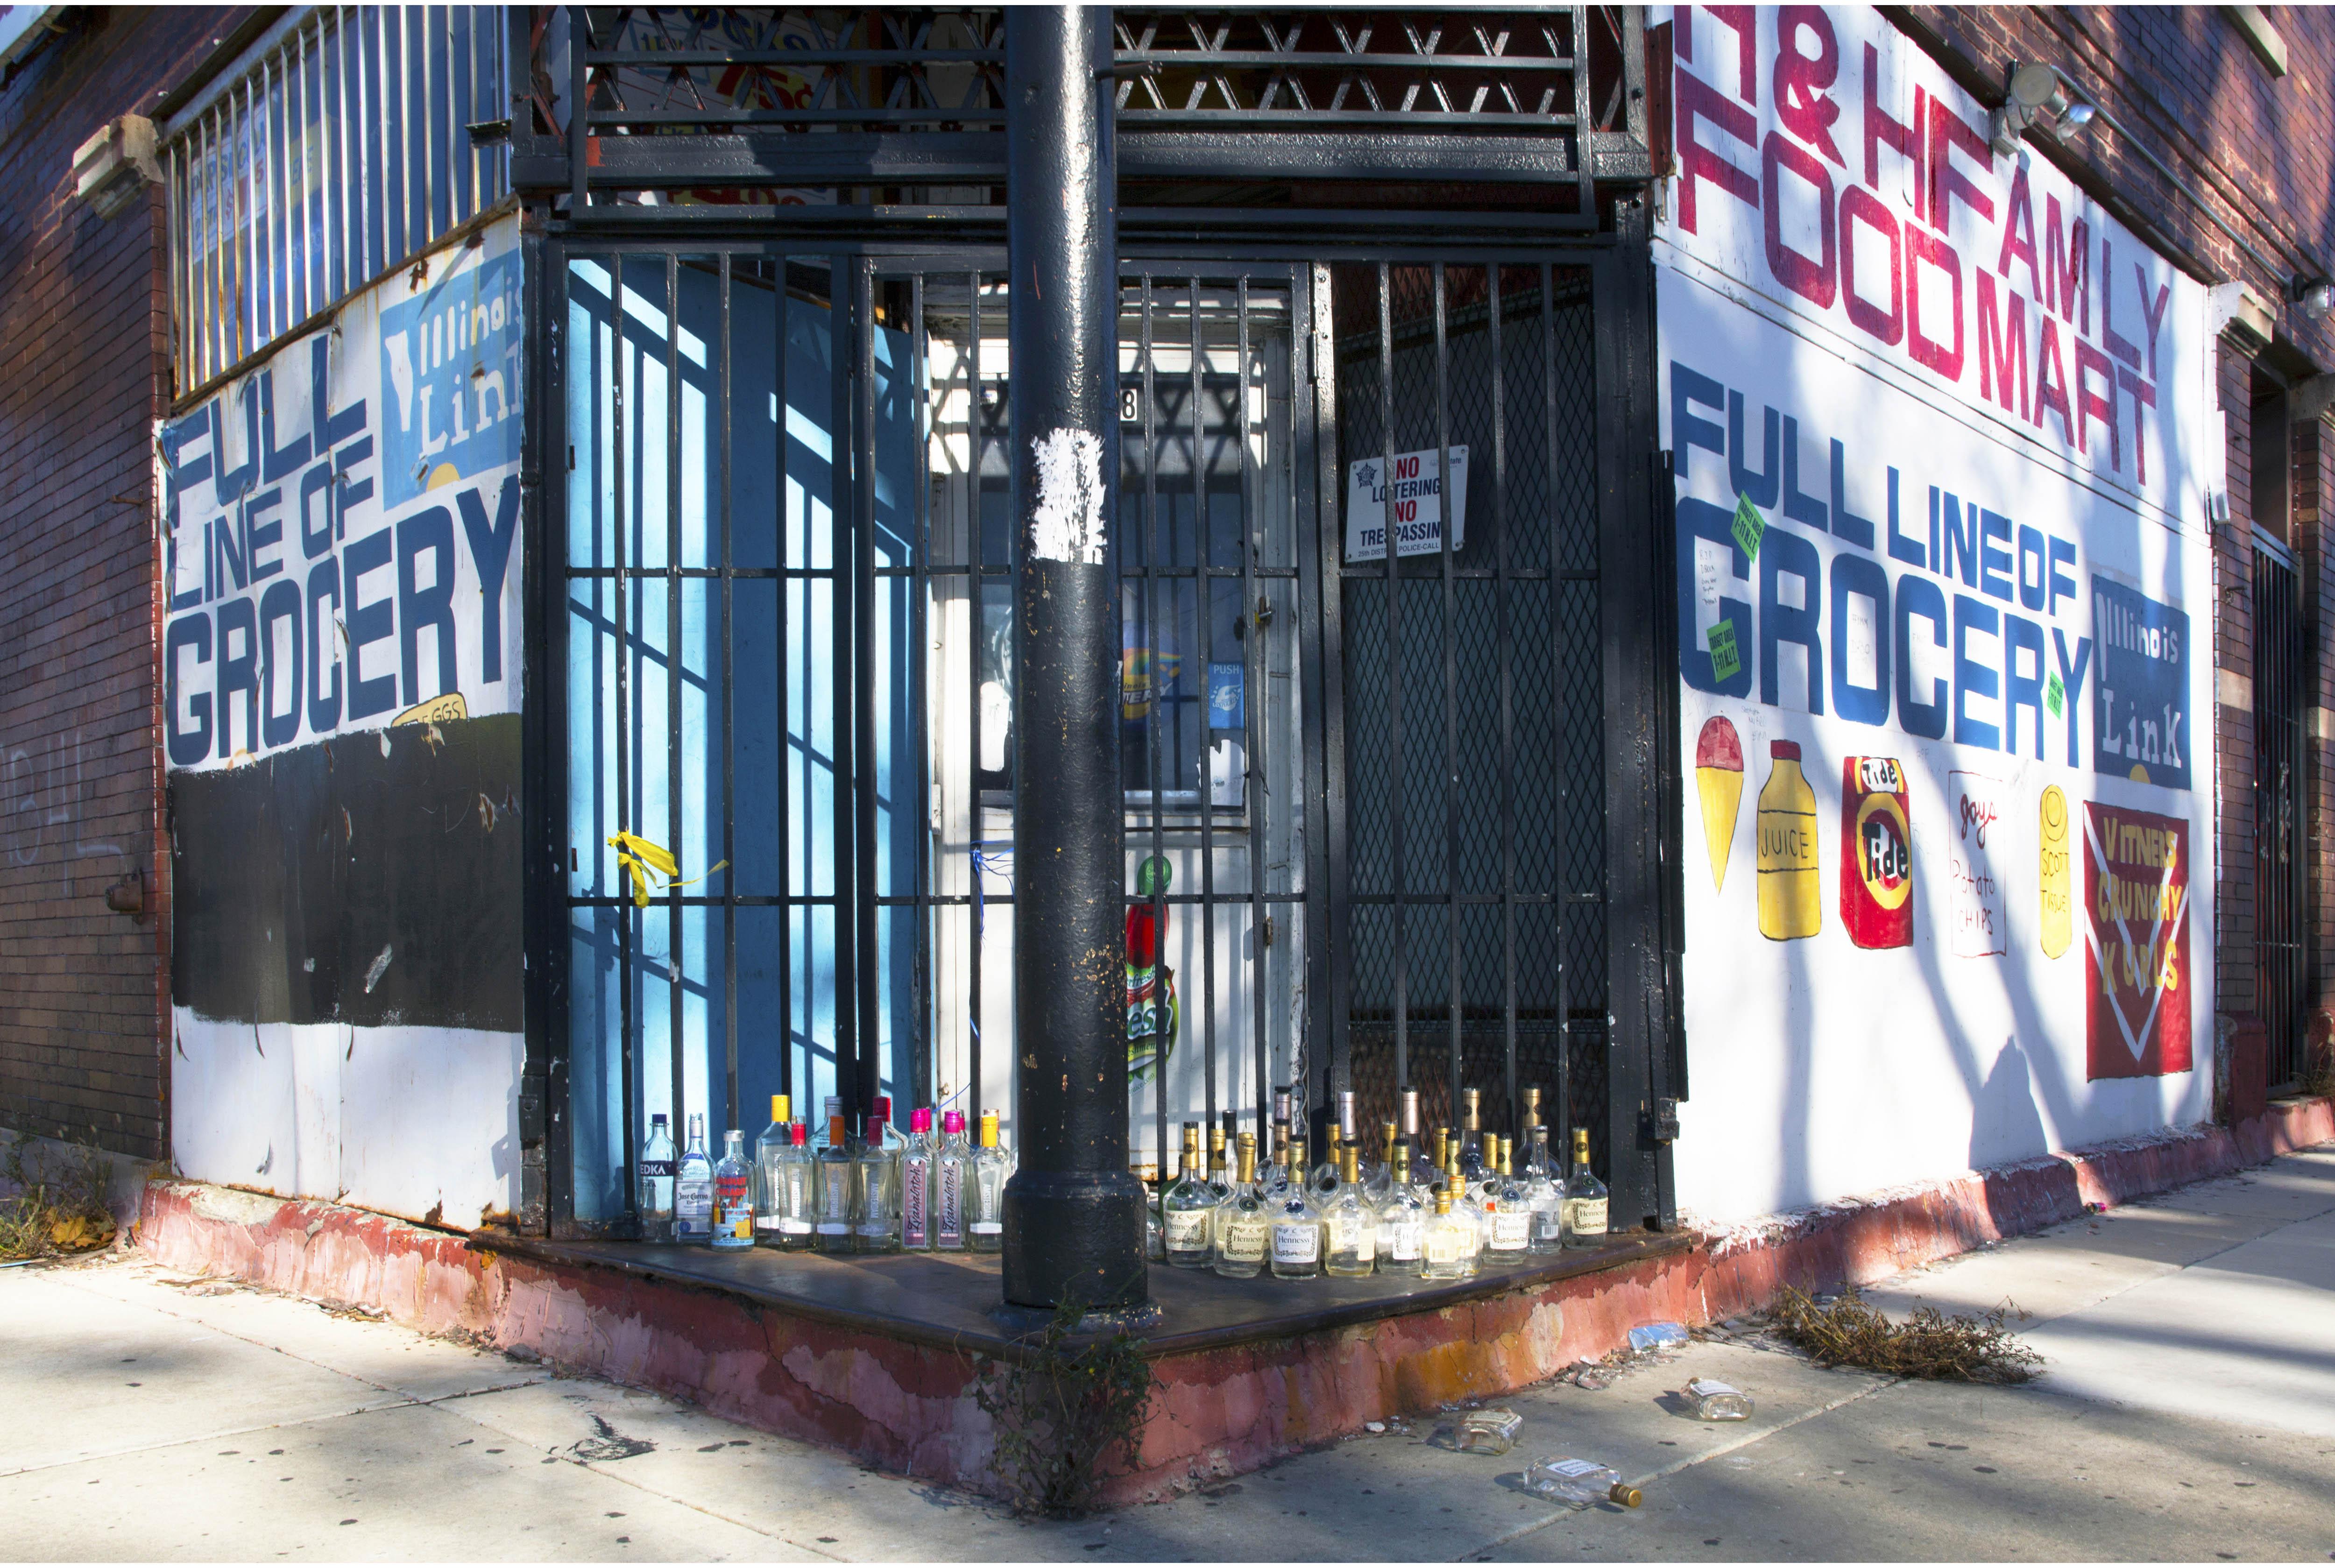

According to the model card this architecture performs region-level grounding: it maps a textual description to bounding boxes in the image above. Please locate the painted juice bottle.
[1755,740,1821,940]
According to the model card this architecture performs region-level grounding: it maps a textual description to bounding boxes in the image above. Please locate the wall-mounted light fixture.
[2291,276,2335,323]
[1989,62,2091,156]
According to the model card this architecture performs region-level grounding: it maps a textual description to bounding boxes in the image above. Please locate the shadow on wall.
[1970,1038,2052,1183]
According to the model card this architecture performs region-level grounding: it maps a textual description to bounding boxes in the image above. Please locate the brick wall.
[0,9,238,1158]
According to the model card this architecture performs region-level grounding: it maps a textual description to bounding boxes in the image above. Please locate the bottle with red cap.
[853,1097,902,1252]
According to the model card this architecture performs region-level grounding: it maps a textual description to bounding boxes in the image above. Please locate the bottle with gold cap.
[1525,1457,1642,1510]
[1205,1123,1232,1202]
[1271,1138,1323,1279]
[1487,1137,1530,1255]
[1562,1126,1608,1248]
[1375,1141,1425,1276]
[1212,1133,1270,1279]
[1421,1188,1474,1280]
[1323,1145,1377,1277]
[1309,1121,1344,1200]
[1364,1118,1399,1203]
[1162,1123,1215,1268]
[1458,1088,1488,1180]
[969,1110,1008,1252]
[753,1095,792,1246]
[1448,1153,1486,1265]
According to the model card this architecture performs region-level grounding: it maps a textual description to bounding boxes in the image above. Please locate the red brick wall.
[0,9,237,1159]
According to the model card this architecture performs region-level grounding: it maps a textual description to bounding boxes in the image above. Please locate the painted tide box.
[1656,7,2217,1222]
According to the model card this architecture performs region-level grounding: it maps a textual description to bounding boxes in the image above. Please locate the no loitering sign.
[1344,445,1469,561]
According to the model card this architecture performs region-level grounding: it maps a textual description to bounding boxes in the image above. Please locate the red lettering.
[1772,7,1844,165]
[1926,96,1995,234]
[1995,165,2041,295]
[1905,228,1966,381]
[2118,367,2157,485]
[2075,339,2118,466]
[2034,318,2075,445]
[1840,185,1903,344]
[2100,239,2142,368]
[1763,131,1837,307]
[1675,67,1760,233]
[1975,273,2030,419]
[2045,198,2090,332]
[2136,265,2171,380]
[1861,43,1918,191]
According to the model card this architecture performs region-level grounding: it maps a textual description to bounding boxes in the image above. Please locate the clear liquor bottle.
[752,1096,791,1246]
[1323,1146,1377,1277]
[969,1110,1007,1252]
[1420,1190,1474,1280]
[816,1096,843,1150]
[1363,1118,1398,1203]
[1309,1124,1343,1200]
[1258,1129,1294,1204]
[812,1112,854,1254]
[899,1107,935,1251]
[933,1110,973,1251]
[770,1120,814,1249]
[1474,1131,1507,1209]
[1143,1164,1165,1261]
[1447,1155,1486,1266]
[1270,1138,1323,1280]
[674,1113,714,1244]
[1211,1134,1270,1279]
[854,1110,900,1252]
[1563,1126,1608,1248]
[1375,1141,1425,1277]
[1162,1123,1215,1269]
[1204,1124,1232,1203]
[1523,1125,1564,1255]
[712,1129,755,1250]
[1458,1088,1488,1180]
[636,1113,677,1242]
[1486,1136,1531,1257]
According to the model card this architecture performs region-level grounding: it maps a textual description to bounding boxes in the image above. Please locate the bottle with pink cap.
[899,1107,936,1250]
[934,1109,975,1251]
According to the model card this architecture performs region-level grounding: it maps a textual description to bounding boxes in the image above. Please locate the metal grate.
[2254,547,2307,1093]
[163,6,512,393]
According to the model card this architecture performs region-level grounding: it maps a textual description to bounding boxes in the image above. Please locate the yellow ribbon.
[606,832,728,908]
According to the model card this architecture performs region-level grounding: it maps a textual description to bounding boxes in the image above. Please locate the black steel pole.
[1000,4,1146,1314]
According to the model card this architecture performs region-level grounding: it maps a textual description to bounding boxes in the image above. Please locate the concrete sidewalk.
[3,1145,2331,1562]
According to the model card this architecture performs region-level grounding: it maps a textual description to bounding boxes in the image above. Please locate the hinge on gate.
[1649,1097,1680,1143]
[1262,916,1276,948]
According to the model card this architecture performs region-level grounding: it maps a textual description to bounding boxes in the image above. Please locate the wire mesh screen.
[2254,547,2307,1092]
[1327,261,1608,1173]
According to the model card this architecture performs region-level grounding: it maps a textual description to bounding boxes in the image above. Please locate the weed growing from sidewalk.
[972,1298,1155,1518]
[1771,1285,2042,1384]
[0,1133,117,1261]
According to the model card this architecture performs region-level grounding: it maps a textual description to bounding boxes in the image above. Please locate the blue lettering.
[1829,553,1891,726]
[165,613,213,767]
[1670,363,1726,486]
[1761,527,1823,714]
[1728,391,1780,509]
[1979,510,2014,602]
[258,578,304,749]
[457,477,521,684]
[215,595,260,759]
[1895,575,1949,740]
[1676,497,1754,697]
[398,505,458,707]
[1953,594,2001,750]
[1781,417,1828,530]
[307,558,343,736]
[2002,612,2047,758]
[1830,439,1876,551]
[343,528,398,720]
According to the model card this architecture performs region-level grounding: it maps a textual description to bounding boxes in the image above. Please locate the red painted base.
[137,1099,2333,1504]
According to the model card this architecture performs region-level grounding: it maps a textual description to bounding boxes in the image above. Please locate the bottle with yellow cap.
[969,1111,1008,1252]
[753,1095,792,1248]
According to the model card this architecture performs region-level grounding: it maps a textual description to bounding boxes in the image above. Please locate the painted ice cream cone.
[1695,716,1744,891]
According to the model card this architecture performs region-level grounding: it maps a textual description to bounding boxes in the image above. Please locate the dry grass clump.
[0,1133,117,1262]
[1771,1285,2041,1384]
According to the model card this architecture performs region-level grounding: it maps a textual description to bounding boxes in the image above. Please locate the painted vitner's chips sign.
[161,219,523,771]
[1657,7,2217,1223]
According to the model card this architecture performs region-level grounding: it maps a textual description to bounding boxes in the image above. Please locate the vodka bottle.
[1323,1146,1377,1277]
[1421,1190,1474,1280]
[1487,1136,1531,1255]
[771,1121,814,1249]
[1523,1125,1564,1254]
[636,1113,677,1242]
[1270,1138,1323,1279]
[1375,1141,1425,1277]
[753,1095,791,1246]
[674,1113,714,1244]
[812,1113,854,1254]
[899,1107,935,1251]
[934,1110,973,1251]
[969,1110,1007,1252]
[854,1110,900,1252]
[1162,1123,1215,1269]
[1211,1132,1268,1279]
[711,1129,754,1250]
[1563,1127,1608,1248]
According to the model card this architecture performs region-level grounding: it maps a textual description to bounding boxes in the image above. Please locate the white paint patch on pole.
[1028,427,1108,565]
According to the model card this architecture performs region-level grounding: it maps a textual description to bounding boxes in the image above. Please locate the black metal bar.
[1544,259,1571,1165]
[1192,274,1219,1140]
[1379,263,1407,1104]
[1238,276,1268,1142]
[830,254,859,1124]
[1569,7,1595,221]
[1491,262,1516,1141]
[524,220,561,1236]
[776,251,792,1106]
[1304,262,1347,1131]
[614,254,637,1224]
[665,252,684,1142]
[1142,273,1171,1186]
[912,270,934,1109]
[854,259,883,1123]
[1000,5,1145,1314]
[1434,262,1460,1135]
[566,6,586,211]
[967,268,985,1125]
[720,251,738,1138]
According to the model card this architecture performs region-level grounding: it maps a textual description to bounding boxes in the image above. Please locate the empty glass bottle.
[969,1110,1008,1252]
[1458,1409,1524,1455]
[1271,1138,1323,1279]
[1487,1137,1531,1256]
[1563,1126,1608,1248]
[934,1110,973,1251]
[636,1113,677,1243]
[1205,1124,1232,1203]
[898,1108,935,1250]
[1421,1190,1474,1280]
[1686,1378,1754,1420]
[1458,1088,1488,1180]
[1309,1125,1344,1200]
[712,1129,754,1250]
[1447,1155,1486,1266]
[1524,1456,1641,1509]
[674,1113,714,1244]
[769,1121,814,1249]
[1523,1126,1564,1255]
[752,1096,791,1247]
[1375,1141,1426,1277]
[813,1113,854,1254]
[854,1110,900,1253]
[1212,1133,1270,1279]
[1162,1123,1215,1269]
[1323,1146,1377,1276]
[1363,1119,1399,1203]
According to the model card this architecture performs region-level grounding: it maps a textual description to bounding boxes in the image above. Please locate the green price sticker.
[1731,493,1767,561]
[1707,618,1742,683]
[2046,671,2065,717]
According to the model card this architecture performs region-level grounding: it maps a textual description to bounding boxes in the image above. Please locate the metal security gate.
[2254,545,2307,1093]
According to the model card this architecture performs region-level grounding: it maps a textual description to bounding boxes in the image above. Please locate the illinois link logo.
[1840,756,1912,950]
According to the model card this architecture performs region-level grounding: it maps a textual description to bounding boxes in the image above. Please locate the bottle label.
[778,1218,813,1236]
[1531,1207,1564,1241]
[1546,1459,1603,1479]
[715,1172,750,1221]
[676,1177,712,1221]
[1165,1209,1210,1247]
[1492,1212,1529,1249]
[938,1166,964,1241]
[1566,1197,1607,1236]
[637,1159,676,1178]
[970,1220,1003,1236]
[1423,1226,1464,1265]
[1219,1221,1267,1262]
[902,1158,929,1245]
[1327,1216,1374,1260]
[816,1222,849,1236]
[1387,1221,1422,1261]
[1271,1222,1318,1264]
